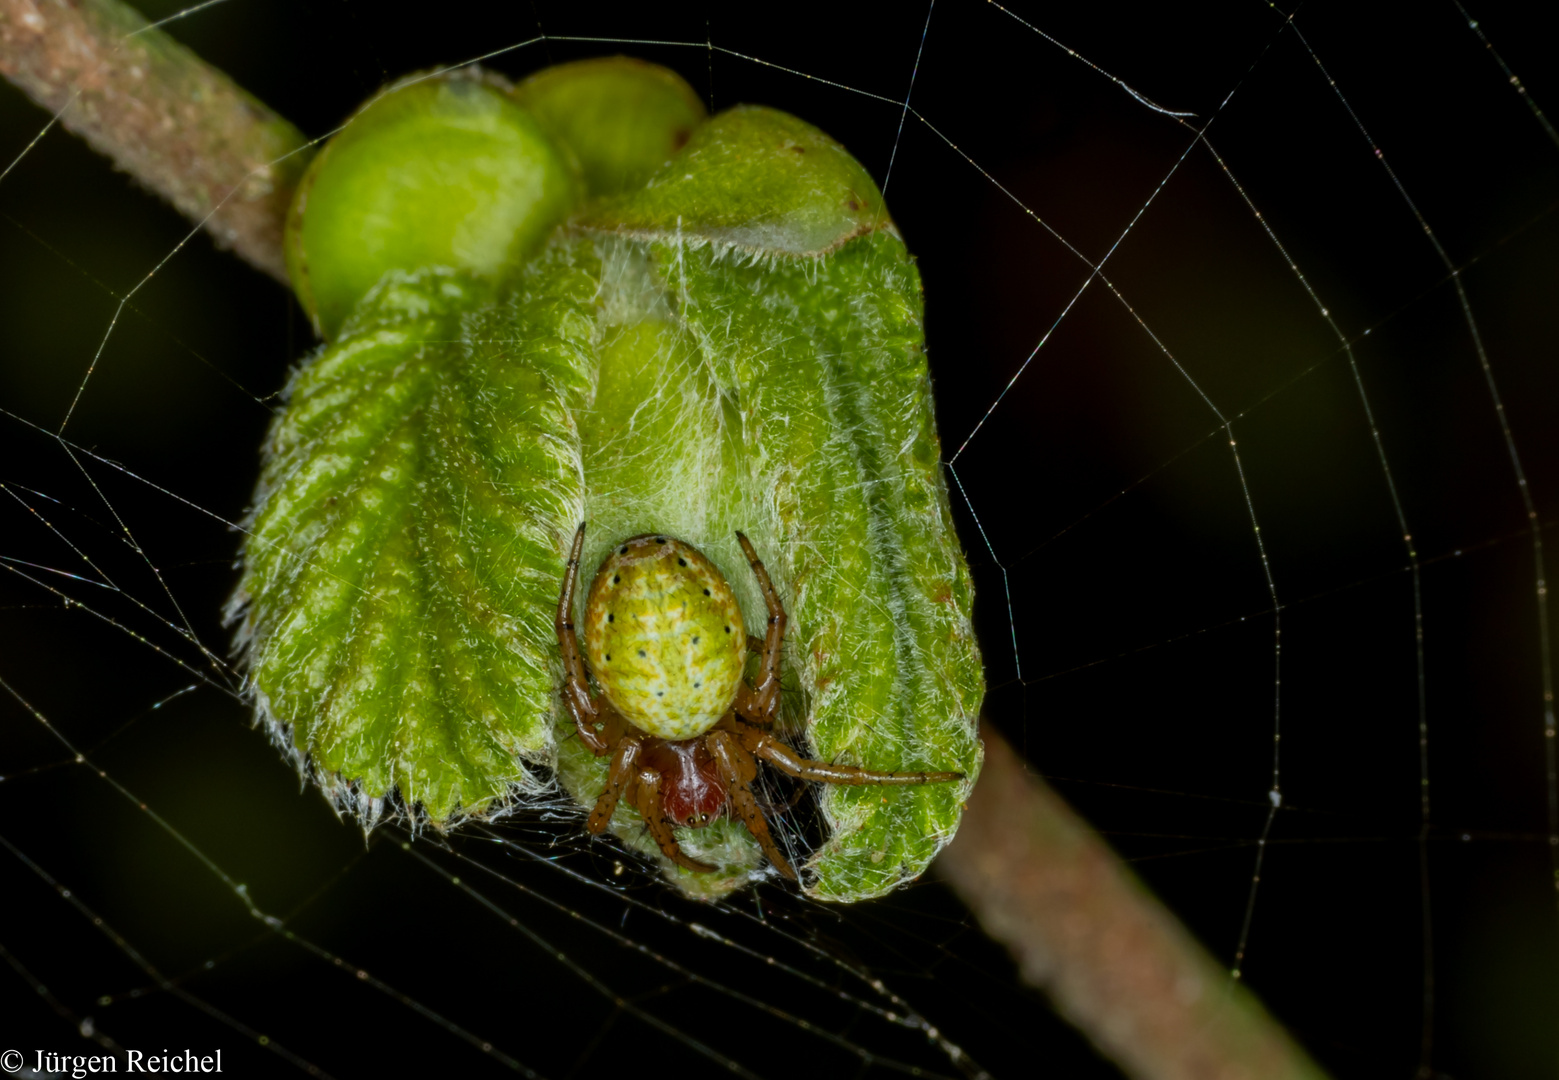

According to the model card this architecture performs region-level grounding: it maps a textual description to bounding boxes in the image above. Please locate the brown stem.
[1,7,1332,1076]
[0,0,310,282]
[938,725,1330,1080]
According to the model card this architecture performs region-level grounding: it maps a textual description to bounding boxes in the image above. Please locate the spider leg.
[734,531,786,725]
[708,729,797,880]
[631,768,717,874]
[555,522,610,755]
[739,724,963,786]
[586,736,643,834]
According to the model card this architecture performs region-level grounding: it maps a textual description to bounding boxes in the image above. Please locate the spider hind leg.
[744,724,964,787]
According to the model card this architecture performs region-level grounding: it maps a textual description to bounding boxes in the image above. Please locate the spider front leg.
[555,522,613,755]
[630,767,717,875]
[586,736,643,834]
[734,531,786,726]
[707,729,797,880]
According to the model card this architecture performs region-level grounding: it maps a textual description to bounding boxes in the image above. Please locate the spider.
[555,523,963,879]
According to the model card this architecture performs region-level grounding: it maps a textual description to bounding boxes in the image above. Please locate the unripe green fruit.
[512,56,706,198]
[285,71,578,338]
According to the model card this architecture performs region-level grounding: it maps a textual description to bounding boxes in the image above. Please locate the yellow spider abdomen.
[582,534,747,740]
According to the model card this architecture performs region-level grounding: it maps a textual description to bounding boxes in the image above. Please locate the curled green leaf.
[232,256,597,825]
[578,105,892,255]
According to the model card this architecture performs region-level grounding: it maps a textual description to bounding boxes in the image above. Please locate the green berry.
[285,70,579,338]
[511,56,706,198]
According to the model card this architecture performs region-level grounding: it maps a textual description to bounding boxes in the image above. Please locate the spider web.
[3,1,1558,1076]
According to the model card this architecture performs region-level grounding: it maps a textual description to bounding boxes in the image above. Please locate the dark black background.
[3,1,1557,1077]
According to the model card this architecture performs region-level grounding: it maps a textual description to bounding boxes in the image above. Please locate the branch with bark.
[939,728,1326,1080]
[0,0,309,281]
[0,3,1330,1078]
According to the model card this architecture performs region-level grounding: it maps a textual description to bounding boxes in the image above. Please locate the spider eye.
[702,588,710,596]
[607,613,614,622]
[619,546,627,555]
[613,574,620,584]
[678,557,687,566]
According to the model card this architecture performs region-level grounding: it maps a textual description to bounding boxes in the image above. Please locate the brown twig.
[0,7,1330,1078]
[939,726,1329,1080]
[0,0,310,281]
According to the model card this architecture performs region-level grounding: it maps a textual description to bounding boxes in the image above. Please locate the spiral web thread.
[2,1,1557,1075]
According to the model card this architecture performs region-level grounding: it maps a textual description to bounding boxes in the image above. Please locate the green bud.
[285,71,579,338]
[240,79,983,902]
[511,56,707,198]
